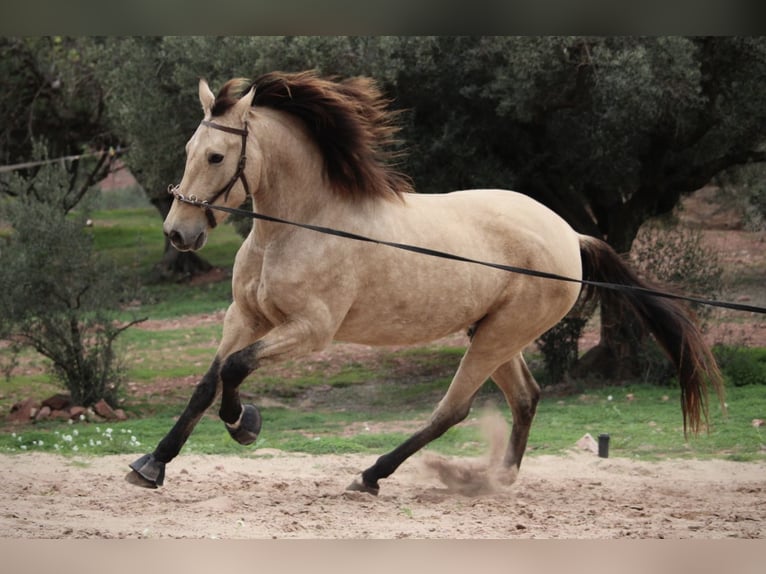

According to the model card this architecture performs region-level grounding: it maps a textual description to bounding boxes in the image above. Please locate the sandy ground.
[0,450,763,539]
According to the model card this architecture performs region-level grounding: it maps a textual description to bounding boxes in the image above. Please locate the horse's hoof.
[128,453,165,488]
[226,404,262,445]
[346,476,380,496]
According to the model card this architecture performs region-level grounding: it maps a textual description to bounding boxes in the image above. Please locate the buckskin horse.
[128,71,723,494]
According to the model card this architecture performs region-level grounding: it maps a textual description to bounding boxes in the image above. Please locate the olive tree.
[390,36,766,378]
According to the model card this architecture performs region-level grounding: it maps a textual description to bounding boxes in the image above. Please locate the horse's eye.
[209,153,224,164]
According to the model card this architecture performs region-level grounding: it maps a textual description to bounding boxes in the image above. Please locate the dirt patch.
[0,450,762,539]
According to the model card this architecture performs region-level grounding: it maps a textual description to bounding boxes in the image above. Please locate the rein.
[168,121,766,316]
[168,119,250,228]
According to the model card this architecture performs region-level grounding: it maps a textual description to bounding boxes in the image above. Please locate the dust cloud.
[421,404,518,496]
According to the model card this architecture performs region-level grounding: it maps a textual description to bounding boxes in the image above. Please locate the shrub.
[536,316,589,385]
[0,161,143,407]
[714,345,766,387]
[630,221,724,323]
[626,221,725,383]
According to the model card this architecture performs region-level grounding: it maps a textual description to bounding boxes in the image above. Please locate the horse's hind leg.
[348,341,503,495]
[490,354,540,479]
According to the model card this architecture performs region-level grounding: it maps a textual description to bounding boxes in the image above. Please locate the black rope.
[178,197,766,315]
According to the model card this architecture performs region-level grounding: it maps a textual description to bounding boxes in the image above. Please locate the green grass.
[529,383,765,461]
[2,383,763,462]
[88,206,243,281]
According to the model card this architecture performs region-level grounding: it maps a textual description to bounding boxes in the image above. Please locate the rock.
[114,409,128,421]
[576,433,599,454]
[69,406,87,421]
[42,393,72,411]
[9,398,40,423]
[94,399,117,420]
[35,406,52,421]
[50,409,72,421]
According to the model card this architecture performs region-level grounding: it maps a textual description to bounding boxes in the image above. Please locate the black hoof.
[226,404,262,445]
[346,476,380,496]
[128,453,165,488]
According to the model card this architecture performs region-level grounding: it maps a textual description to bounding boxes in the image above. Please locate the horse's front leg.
[127,303,268,488]
[218,319,328,442]
[127,358,222,488]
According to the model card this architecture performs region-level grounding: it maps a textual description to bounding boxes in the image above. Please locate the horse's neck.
[247,108,401,244]
[248,112,332,240]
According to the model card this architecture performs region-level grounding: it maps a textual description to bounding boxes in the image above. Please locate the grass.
[2,201,765,465]
[2,382,763,462]
[88,202,243,284]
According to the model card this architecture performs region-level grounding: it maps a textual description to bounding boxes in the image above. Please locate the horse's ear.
[233,85,256,122]
[199,78,215,116]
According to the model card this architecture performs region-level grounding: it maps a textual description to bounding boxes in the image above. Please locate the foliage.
[715,163,766,231]
[536,316,590,385]
[714,345,766,387]
[393,37,766,250]
[0,160,143,406]
[0,37,118,207]
[622,221,726,382]
[631,221,725,319]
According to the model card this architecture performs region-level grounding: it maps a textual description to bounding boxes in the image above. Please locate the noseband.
[167,119,250,229]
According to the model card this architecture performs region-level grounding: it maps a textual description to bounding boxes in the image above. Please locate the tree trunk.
[576,187,661,380]
[150,195,213,280]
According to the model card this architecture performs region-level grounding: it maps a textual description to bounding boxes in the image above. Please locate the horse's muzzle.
[165,227,207,252]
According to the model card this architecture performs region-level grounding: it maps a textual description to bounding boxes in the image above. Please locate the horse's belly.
[333,270,503,346]
[334,312,474,346]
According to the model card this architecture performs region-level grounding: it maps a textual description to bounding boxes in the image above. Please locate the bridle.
[167,119,250,229]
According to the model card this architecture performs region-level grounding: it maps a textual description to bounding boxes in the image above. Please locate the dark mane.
[211,71,412,200]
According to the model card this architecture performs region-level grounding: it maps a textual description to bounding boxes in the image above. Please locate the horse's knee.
[430,398,473,428]
[220,342,263,387]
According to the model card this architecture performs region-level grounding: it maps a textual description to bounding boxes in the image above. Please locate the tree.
[389,36,766,378]
[0,159,144,407]
[0,37,119,211]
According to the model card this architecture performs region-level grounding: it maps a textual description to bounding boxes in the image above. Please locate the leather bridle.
[167,119,250,228]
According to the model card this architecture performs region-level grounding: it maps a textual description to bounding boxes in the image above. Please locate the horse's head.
[164,79,257,252]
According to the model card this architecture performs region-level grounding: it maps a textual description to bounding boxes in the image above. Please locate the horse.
[128,71,724,494]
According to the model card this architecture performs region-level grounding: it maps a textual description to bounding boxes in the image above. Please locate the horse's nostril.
[168,230,182,245]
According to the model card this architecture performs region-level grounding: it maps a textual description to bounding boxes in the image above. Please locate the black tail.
[579,235,725,434]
